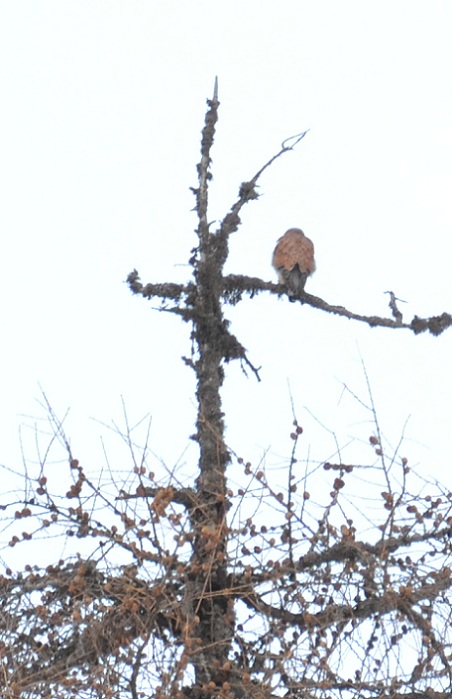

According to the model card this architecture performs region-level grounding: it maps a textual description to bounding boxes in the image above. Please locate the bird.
[272,228,316,300]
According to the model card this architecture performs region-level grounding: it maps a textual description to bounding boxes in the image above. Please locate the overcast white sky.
[0,2,452,563]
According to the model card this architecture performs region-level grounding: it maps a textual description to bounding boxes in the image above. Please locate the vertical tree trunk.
[186,86,234,690]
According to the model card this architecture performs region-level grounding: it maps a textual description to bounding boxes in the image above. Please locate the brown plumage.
[272,228,315,299]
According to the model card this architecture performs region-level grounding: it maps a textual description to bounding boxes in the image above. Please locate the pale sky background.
[1,1,452,566]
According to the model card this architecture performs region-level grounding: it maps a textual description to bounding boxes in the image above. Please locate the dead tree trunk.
[184,85,235,687]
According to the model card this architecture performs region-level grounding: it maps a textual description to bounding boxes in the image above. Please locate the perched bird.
[272,228,316,300]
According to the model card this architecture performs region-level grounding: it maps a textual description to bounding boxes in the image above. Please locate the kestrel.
[272,228,315,300]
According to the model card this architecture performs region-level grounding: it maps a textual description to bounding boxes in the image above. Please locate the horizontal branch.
[126,270,192,302]
[239,572,452,631]
[127,269,452,336]
[223,274,452,336]
[295,524,452,572]
[117,484,198,509]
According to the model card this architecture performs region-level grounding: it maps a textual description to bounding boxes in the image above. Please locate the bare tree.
[1,81,452,699]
